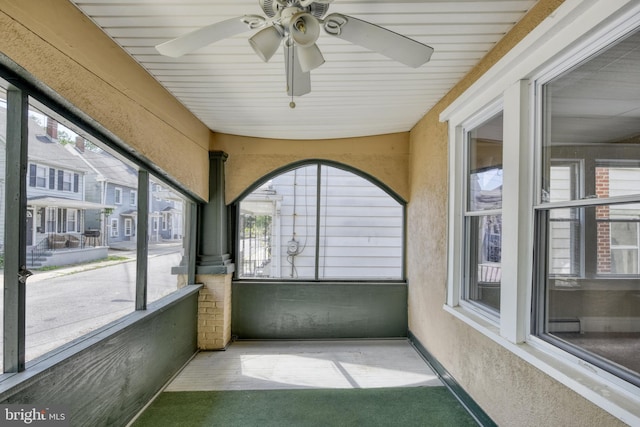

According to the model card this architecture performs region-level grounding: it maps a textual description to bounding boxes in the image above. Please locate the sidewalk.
[27,241,182,283]
[109,240,183,251]
[28,250,137,283]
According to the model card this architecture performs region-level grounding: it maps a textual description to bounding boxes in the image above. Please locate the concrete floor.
[166,340,443,391]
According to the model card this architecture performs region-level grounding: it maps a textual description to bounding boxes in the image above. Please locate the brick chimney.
[46,116,58,141]
[75,136,85,153]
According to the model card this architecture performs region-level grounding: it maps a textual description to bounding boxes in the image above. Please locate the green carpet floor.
[132,387,478,427]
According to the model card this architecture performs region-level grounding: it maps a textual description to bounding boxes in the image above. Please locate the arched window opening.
[236,163,404,280]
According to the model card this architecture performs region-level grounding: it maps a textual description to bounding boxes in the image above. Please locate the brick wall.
[595,167,611,273]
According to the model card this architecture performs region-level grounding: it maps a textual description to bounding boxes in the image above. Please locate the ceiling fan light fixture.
[249,25,284,62]
[297,43,325,72]
[289,13,320,47]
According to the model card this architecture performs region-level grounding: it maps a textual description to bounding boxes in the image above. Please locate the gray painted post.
[196,151,234,274]
[136,170,149,310]
[187,201,197,283]
[314,163,321,279]
[169,200,197,284]
[3,87,28,372]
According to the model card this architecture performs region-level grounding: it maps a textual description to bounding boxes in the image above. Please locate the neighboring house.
[79,147,139,246]
[0,109,112,266]
[25,117,111,250]
[80,149,184,246]
[149,182,184,242]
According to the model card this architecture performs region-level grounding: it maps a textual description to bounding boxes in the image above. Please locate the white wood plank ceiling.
[70,0,537,140]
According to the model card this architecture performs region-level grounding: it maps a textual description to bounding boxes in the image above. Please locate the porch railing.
[30,237,50,266]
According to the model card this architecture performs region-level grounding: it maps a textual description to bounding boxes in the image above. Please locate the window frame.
[0,61,199,376]
[545,160,584,277]
[28,164,47,188]
[124,217,133,237]
[609,220,640,275]
[36,165,47,188]
[461,104,504,321]
[114,187,122,205]
[536,30,640,381]
[162,212,168,231]
[110,218,119,237]
[45,207,56,233]
[61,170,73,192]
[66,208,77,233]
[232,160,407,282]
[441,1,640,423]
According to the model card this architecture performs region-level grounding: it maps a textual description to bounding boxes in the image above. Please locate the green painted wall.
[232,281,407,339]
[0,287,200,427]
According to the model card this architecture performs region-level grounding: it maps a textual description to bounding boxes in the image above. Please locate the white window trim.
[456,100,504,324]
[62,171,73,192]
[67,208,77,232]
[124,218,133,237]
[442,1,640,424]
[130,190,137,207]
[609,222,640,275]
[37,165,47,188]
[45,207,56,233]
[110,218,119,237]
[114,187,122,205]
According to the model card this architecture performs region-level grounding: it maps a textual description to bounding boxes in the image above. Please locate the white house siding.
[26,165,84,202]
[318,167,403,279]
[260,165,403,280]
[273,165,318,279]
[549,166,575,275]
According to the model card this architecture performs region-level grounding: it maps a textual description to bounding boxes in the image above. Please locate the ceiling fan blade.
[299,0,334,5]
[156,16,256,57]
[284,43,311,97]
[323,13,433,68]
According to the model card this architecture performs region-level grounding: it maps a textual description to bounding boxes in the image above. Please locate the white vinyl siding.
[238,164,404,280]
[318,168,403,279]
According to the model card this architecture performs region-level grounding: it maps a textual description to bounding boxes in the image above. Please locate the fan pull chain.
[289,37,296,109]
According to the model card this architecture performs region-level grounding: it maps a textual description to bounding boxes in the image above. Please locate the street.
[0,245,184,362]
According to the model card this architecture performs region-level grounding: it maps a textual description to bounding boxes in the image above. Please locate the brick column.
[196,274,232,350]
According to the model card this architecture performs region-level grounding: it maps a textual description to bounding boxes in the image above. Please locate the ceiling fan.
[156,0,434,107]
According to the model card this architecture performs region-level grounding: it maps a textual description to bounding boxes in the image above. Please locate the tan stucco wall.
[212,132,410,204]
[407,0,626,425]
[0,0,210,200]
